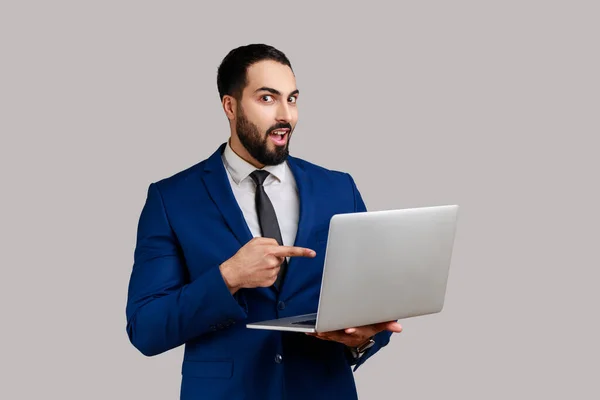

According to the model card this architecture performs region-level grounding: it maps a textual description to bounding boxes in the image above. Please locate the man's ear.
[222,95,237,121]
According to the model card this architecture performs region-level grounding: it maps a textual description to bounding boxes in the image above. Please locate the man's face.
[234,60,299,166]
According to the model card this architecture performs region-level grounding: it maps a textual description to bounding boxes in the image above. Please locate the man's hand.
[219,237,316,294]
[305,321,403,348]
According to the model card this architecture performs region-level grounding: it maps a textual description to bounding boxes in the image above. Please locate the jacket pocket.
[182,360,233,379]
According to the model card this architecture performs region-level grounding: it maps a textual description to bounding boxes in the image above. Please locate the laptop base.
[246,313,318,333]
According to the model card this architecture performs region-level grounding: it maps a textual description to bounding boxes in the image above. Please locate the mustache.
[266,123,292,135]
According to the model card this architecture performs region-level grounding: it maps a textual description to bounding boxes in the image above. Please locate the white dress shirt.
[221,140,300,251]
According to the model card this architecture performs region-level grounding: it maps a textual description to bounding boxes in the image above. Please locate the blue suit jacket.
[126,143,393,399]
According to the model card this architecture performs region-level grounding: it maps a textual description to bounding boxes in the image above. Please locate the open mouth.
[268,129,289,146]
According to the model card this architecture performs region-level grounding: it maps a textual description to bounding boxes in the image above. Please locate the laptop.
[246,204,459,333]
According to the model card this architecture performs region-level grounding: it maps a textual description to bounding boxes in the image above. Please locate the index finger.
[270,246,316,258]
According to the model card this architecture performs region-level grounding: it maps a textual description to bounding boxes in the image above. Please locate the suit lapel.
[201,143,254,247]
[282,156,316,295]
[287,155,314,250]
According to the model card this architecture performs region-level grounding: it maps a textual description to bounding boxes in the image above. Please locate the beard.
[235,105,292,166]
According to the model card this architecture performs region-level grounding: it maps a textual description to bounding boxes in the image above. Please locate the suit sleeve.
[125,183,248,357]
[346,173,394,372]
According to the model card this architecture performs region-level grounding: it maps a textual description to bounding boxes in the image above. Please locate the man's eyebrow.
[254,87,300,96]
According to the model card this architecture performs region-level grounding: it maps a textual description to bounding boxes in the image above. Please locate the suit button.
[275,354,283,363]
[277,301,286,310]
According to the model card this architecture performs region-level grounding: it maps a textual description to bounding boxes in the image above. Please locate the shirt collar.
[222,139,287,185]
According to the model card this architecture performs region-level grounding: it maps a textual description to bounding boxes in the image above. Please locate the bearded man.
[125,43,402,400]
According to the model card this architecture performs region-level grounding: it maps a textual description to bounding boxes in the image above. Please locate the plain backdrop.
[1,1,598,399]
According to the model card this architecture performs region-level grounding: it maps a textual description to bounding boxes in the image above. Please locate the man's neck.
[228,136,264,169]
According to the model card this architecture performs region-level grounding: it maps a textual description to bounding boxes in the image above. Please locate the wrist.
[219,261,241,294]
[348,336,375,359]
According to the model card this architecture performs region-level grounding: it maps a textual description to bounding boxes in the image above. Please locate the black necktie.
[250,170,287,290]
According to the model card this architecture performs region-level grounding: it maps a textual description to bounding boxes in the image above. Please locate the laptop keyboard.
[292,319,317,325]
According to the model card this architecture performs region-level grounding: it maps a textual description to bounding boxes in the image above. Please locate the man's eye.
[288,97,297,104]
[262,95,273,102]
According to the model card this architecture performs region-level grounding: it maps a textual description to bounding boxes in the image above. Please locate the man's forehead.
[245,60,297,93]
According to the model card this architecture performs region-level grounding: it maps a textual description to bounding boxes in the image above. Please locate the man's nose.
[276,102,292,122]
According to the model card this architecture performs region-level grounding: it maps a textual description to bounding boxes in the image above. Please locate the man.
[126,43,403,399]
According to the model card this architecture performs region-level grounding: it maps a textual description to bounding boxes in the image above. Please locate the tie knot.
[250,170,270,186]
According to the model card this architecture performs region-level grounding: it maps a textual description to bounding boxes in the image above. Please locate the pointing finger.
[271,246,316,258]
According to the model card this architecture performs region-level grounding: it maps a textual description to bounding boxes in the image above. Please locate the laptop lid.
[314,205,459,332]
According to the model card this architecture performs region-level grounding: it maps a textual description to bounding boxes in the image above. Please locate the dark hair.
[217,44,293,101]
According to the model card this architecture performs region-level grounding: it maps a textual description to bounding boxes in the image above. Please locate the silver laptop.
[246,204,459,333]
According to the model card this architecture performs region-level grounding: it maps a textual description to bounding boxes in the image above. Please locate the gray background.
[1,0,598,398]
